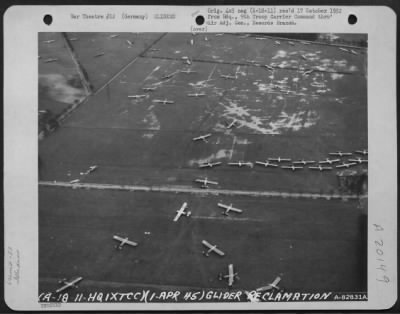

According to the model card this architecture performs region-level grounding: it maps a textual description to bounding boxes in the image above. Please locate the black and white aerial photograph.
[38,32,368,303]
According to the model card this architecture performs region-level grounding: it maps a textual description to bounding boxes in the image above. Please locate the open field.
[39,33,367,194]
[39,33,368,299]
[39,186,366,296]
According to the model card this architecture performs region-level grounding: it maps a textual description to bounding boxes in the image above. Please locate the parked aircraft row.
[193,139,367,158]
[67,155,366,186]
[192,134,367,162]
[193,158,366,173]
[193,149,367,170]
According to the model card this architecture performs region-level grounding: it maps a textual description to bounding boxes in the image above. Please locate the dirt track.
[40,180,360,200]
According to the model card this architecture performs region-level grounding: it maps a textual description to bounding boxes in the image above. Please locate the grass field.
[39,186,366,295]
[39,33,368,300]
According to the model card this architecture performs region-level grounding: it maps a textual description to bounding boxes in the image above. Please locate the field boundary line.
[94,57,140,95]
[39,34,94,140]
[39,181,360,201]
[62,33,93,95]
[95,33,168,95]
